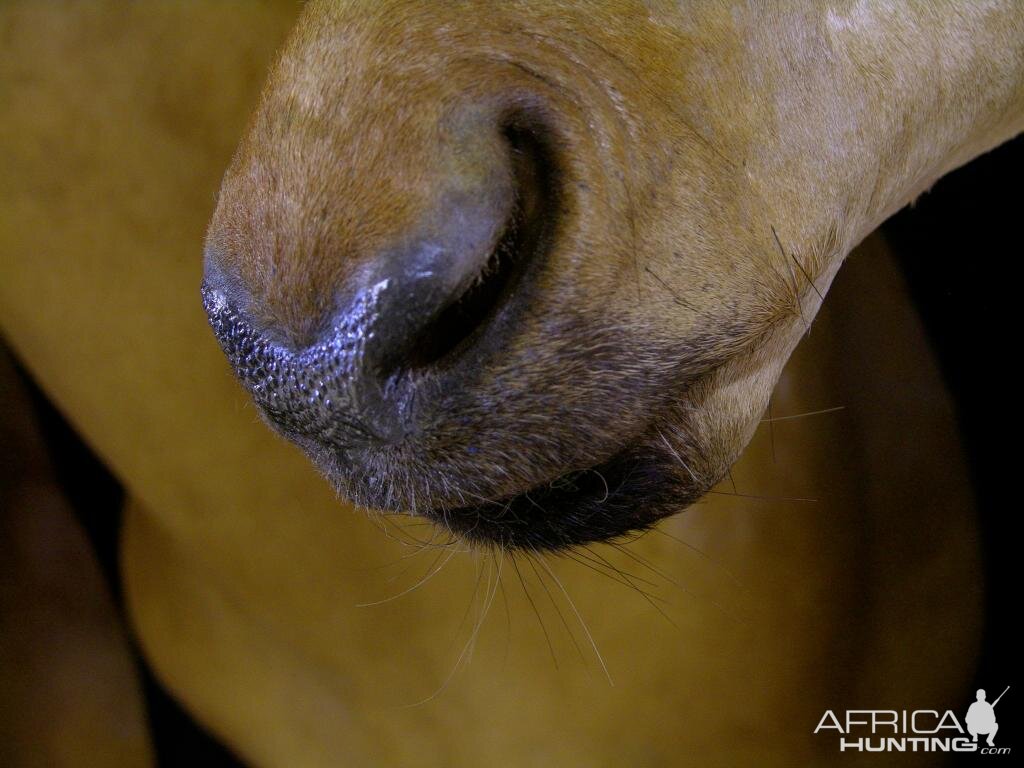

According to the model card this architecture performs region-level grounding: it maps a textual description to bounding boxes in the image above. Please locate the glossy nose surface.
[202,273,401,450]
[201,120,535,452]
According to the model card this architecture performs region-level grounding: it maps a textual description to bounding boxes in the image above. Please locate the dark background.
[15,133,1021,766]
[885,135,1019,765]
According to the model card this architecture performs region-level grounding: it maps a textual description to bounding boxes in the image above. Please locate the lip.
[399,433,701,550]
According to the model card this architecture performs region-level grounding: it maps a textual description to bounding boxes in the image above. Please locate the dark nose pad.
[203,119,554,453]
[202,269,404,450]
[202,173,516,451]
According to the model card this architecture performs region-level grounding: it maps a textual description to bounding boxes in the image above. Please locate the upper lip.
[207,268,710,549]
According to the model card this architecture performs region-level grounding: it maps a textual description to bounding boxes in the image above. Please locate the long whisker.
[372,509,450,551]
[527,551,587,667]
[512,553,558,669]
[607,541,679,589]
[593,544,678,628]
[496,550,512,670]
[356,544,460,607]
[644,265,699,311]
[761,405,845,423]
[727,467,738,494]
[706,489,817,503]
[657,428,701,486]
[466,552,501,666]
[791,252,824,302]
[575,545,661,590]
[534,549,613,686]
[401,551,489,707]
[559,547,668,603]
[650,526,748,592]
[612,538,747,625]
[772,224,809,333]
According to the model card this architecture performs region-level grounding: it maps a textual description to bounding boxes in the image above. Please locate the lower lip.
[410,441,695,551]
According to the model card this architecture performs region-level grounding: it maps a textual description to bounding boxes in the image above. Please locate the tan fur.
[1,1,1020,765]
[204,1,1024,517]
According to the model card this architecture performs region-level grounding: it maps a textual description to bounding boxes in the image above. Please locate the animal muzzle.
[201,109,555,459]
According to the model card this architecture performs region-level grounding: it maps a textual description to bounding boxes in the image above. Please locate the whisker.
[761,405,845,423]
[373,511,449,551]
[381,556,431,586]
[535,550,613,686]
[592,469,610,503]
[595,544,678,629]
[512,553,558,669]
[387,521,459,561]
[448,552,487,661]
[727,467,738,494]
[612,538,748,626]
[650,526,748,592]
[559,547,668,604]
[791,252,824,302]
[644,265,699,311]
[706,489,817,503]
[395,553,482,707]
[607,541,678,589]
[657,428,701,486]
[772,224,809,332]
[576,545,661,590]
[527,551,587,667]
[497,550,512,671]
[355,545,460,607]
[400,555,490,708]
[466,552,501,666]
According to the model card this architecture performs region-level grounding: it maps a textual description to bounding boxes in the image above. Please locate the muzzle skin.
[199,0,1024,549]
[203,272,701,550]
[202,277,402,453]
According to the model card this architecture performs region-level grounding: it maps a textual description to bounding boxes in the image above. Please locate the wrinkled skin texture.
[203,0,1024,548]
[203,1,798,547]
[0,1,1021,766]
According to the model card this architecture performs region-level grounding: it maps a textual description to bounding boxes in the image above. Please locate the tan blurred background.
[1,3,1019,766]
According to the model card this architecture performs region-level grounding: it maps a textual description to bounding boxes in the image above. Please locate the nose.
[202,120,551,452]
[202,266,408,450]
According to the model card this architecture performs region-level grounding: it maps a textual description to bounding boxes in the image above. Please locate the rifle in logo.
[966,686,1009,747]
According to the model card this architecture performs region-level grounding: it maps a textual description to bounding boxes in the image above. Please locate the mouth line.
[415,435,698,551]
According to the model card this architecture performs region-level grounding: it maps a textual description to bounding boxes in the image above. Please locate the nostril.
[398,120,559,372]
[202,110,561,451]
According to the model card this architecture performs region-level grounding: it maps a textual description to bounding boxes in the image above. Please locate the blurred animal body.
[1,2,1021,766]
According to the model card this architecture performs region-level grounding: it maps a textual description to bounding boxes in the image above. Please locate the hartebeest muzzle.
[199,1,821,550]
[204,111,554,452]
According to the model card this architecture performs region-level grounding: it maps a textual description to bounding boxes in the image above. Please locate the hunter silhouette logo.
[813,685,1011,755]
[966,687,1009,748]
